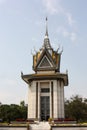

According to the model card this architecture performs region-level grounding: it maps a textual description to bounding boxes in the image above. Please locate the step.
[29,122,51,130]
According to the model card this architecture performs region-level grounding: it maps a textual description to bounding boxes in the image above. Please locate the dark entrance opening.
[40,96,50,121]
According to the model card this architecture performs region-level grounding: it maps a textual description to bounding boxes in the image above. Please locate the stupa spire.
[41,17,52,50]
[45,17,48,37]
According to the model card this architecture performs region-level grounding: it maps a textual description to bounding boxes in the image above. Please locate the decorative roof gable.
[38,55,52,68]
[32,18,61,72]
[33,48,56,72]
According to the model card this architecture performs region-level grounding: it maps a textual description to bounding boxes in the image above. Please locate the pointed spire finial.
[42,17,52,50]
[45,17,48,36]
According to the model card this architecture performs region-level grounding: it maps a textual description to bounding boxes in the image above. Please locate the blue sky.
[0,0,87,104]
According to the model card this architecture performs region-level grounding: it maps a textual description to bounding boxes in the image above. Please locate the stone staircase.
[29,122,51,130]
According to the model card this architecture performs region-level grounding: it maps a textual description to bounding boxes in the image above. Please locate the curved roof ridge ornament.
[60,46,63,54]
[34,46,37,53]
[56,44,60,53]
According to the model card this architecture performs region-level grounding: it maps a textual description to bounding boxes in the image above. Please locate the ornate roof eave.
[21,72,29,84]
[21,72,68,86]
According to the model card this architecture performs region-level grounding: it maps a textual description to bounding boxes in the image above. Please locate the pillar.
[53,80,58,119]
[28,81,36,120]
[50,81,52,118]
[60,80,64,118]
[57,80,61,118]
[38,82,40,120]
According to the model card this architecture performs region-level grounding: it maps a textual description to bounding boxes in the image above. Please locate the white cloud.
[42,0,61,14]
[57,26,77,43]
[70,32,77,42]
[57,27,69,37]
[62,30,69,38]
[42,0,77,43]
[42,0,76,27]
[65,12,75,27]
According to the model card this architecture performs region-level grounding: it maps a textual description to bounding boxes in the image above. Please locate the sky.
[0,0,87,104]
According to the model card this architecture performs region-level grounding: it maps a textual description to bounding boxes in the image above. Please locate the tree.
[0,102,27,122]
[20,101,25,107]
[9,104,22,121]
[0,105,10,122]
[0,102,2,106]
[65,95,87,122]
[20,101,27,119]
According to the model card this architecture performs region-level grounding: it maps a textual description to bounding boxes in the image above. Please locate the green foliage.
[65,95,87,122]
[20,101,25,107]
[0,101,27,122]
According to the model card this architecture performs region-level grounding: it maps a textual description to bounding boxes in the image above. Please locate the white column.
[57,80,61,118]
[60,80,64,118]
[50,81,52,118]
[53,80,58,119]
[38,82,40,120]
[28,84,30,119]
[33,81,36,119]
[28,81,36,119]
